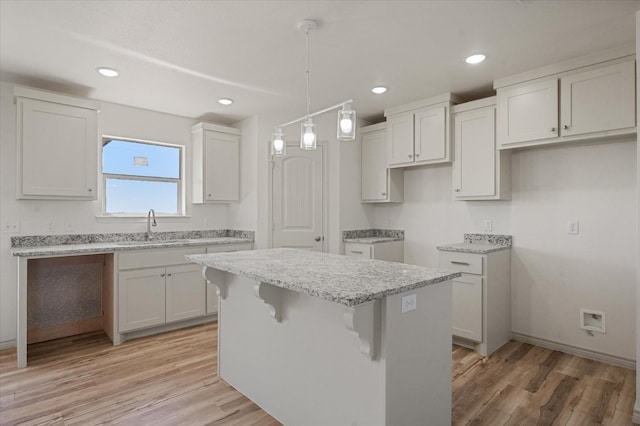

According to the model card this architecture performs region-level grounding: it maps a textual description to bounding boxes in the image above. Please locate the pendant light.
[270,19,357,157]
[299,20,317,150]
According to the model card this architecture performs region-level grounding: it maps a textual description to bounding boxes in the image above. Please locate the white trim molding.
[0,339,16,351]
[511,332,635,370]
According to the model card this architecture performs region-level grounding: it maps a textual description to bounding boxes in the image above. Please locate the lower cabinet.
[118,263,204,333]
[344,241,404,262]
[438,249,511,356]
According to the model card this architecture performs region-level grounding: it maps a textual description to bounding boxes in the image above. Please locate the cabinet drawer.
[344,243,372,259]
[438,251,483,275]
[118,247,205,270]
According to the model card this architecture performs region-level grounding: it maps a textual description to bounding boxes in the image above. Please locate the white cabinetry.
[361,123,403,203]
[204,243,253,314]
[117,247,205,333]
[496,56,636,150]
[384,93,457,168]
[438,249,510,356]
[344,241,404,262]
[15,87,99,200]
[452,97,511,200]
[192,122,240,203]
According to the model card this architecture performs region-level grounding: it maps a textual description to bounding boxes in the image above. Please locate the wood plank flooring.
[0,323,635,425]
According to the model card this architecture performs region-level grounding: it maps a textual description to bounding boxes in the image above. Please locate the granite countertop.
[186,248,460,307]
[342,229,404,244]
[11,230,254,257]
[437,233,512,254]
[343,237,403,244]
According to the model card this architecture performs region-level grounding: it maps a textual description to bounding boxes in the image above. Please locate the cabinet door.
[204,130,239,201]
[361,129,388,201]
[451,275,483,342]
[497,79,558,147]
[386,113,415,167]
[165,264,206,323]
[453,107,496,197]
[414,106,447,163]
[118,267,166,332]
[18,98,97,199]
[560,60,636,137]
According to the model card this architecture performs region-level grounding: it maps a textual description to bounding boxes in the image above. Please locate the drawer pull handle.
[450,261,470,266]
[351,250,364,254]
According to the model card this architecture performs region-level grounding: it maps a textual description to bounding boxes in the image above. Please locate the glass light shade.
[300,118,317,150]
[337,106,356,140]
[271,128,286,156]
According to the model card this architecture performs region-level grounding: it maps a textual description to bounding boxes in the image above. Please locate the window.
[102,138,183,215]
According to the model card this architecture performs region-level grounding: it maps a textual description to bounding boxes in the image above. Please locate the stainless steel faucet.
[147,209,157,240]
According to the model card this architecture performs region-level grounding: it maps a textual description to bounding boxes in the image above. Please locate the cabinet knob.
[550,127,556,132]
[415,153,420,157]
[314,236,322,242]
[455,189,460,192]
[408,154,413,158]
[167,273,172,277]
[207,193,212,197]
[563,125,569,130]
[381,192,386,196]
[88,188,93,192]
[161,273,166,277]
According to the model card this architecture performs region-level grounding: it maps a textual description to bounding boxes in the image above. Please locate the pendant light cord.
[305,28,310,117]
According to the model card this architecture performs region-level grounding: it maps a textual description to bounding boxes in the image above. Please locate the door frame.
[268,140,329,252]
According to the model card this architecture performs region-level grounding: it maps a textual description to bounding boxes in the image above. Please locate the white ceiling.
[1,1,638,125]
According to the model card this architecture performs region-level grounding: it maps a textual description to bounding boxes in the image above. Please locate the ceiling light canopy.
[218,98,233,106]
[96,67,119,77]
[465,54,486,64]
[371,86,387,94]
[271,19,356,157]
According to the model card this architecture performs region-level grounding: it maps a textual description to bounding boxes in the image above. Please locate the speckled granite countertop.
[342,229,404,244]
[437,234,512,254]
[186,248,460,307]
[11,230,254,257]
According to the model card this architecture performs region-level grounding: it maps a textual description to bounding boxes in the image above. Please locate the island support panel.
[213,271,452,426]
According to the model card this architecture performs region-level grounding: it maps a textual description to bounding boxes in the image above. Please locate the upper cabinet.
[192,122,240,203]
[496,51,636,150]
[361,123,403,203]
[452,97,510,201]
[384,93,458,168]
[15,87,99,200]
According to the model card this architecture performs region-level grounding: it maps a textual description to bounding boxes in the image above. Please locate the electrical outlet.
[48,222,56,232]
[401,294,417,313]
[2,222,19,233]
[484,219,493,232]
[567,220,579,235]
[386,218,393,227]
[64,222,73,232]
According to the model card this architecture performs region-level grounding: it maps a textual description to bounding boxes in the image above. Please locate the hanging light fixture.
[270,19,356,156]
[271,127,286,156]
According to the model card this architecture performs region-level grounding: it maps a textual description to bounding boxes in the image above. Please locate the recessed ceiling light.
[218,98,233,106]
[371,86,387,94]
[96,67,119,77]
[465,54,486,65]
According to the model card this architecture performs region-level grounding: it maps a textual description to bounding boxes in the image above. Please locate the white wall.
[229,115,258,231]
[374,139,637,361]
[0,81,231,346]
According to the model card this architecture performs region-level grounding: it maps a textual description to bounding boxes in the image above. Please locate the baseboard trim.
[511,332,635,370]
[120,315,217,344]
[633,405,640,424]
[0,339,17,351]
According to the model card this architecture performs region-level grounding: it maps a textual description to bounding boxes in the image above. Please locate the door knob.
[314,236,322,242]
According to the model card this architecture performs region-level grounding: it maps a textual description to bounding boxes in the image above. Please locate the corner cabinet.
[361,122,403,203]
[192,122,240,203]
[496,57,636,150]
[384,93,457,168]
[15,87,99,200]
[452,97,511,200]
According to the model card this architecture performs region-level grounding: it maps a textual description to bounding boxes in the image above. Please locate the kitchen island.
[186,248,460,426]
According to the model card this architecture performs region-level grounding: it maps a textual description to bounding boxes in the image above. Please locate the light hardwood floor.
[0,323,635,425]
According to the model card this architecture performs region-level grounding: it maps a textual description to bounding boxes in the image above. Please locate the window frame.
[101,135,185,217]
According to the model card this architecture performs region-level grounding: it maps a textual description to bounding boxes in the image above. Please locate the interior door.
[272,145,324,251]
